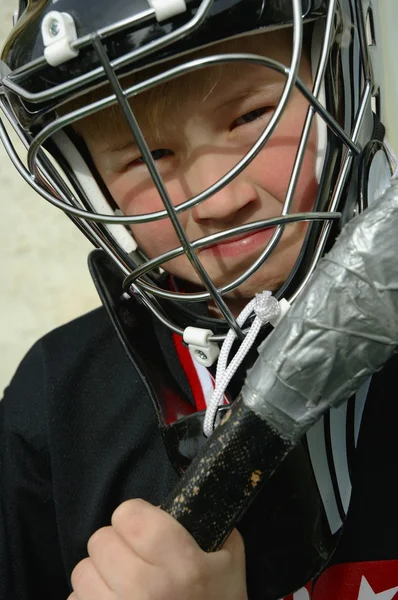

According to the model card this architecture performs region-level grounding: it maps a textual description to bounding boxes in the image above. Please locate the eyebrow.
[212,79,284,112]
[101,77,285,154]
[101,137,139,154]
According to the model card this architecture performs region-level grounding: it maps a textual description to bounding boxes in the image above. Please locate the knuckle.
[151,569,181,599]
[227,528,245,554]
[115,573,136,598]
[232,529,246,559]
[194,558,208,583]
[112,498,145,527]
[71,557,91,590]
[87,526,111,555]
[160,572,177,596]
[231,529,245,553]
[180,550,206,586]
[181,566,206,598]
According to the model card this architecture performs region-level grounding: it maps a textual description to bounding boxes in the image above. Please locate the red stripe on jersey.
[282,560,398,599]
[172,332,207,412]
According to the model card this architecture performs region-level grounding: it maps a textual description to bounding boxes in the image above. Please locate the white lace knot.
[202,291,283,438]
[254,292,280,323]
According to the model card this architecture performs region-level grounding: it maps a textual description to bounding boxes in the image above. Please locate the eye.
[232,107,270,129]
[136,148,173,164]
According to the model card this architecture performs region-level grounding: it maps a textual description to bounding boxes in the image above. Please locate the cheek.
[107,169,191,216]
[107,173,167,216]
[249,105,318,210]
[106,173,190,259]
[131,219,177,260]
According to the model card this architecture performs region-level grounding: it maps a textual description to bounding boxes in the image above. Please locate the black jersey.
[1,305,398,600]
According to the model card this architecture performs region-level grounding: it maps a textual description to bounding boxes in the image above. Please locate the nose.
[188,153,258,225]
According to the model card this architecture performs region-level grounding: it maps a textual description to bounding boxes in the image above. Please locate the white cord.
[203,291,281,437]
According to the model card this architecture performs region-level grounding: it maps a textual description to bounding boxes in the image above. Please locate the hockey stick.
[161,179,398,551]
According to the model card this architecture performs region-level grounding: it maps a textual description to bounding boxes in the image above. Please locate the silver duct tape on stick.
[243,179,398,442]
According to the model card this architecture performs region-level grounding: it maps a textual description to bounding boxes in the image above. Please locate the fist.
[68,499,248,600]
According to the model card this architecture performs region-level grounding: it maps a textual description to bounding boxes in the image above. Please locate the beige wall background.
[0,3,100,395]
[1,1,398,394]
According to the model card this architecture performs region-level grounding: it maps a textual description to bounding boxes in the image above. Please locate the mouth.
[199,227,277,259]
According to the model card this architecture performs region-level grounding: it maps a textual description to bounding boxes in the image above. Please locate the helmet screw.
[48,19,60,37]
[184,327,219,367]
[195,350,208,361]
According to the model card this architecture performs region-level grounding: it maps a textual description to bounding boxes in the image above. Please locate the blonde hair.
[65,30,293,144]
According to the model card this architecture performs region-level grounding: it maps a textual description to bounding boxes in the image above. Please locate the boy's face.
[83,31,317,315]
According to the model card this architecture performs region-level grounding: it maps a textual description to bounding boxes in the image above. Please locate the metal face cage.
[0,0,379,341]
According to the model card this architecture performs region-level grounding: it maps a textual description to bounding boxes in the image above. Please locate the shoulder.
[3,307,117,390]
[37,306,117,363]
[1,307,133,436]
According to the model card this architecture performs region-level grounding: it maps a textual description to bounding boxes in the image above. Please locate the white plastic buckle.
[41,11,79,67]
[183,326,220,367]
[269,298,291,328]
[148,0,187,22]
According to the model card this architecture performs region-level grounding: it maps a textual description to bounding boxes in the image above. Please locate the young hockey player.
[1,1,397,599]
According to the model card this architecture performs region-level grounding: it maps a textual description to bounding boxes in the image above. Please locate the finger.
[87,525,151,594]
[221,528,245,557]
[71,556,115,600]
[112,499,201,566]
[206,529,246,572]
